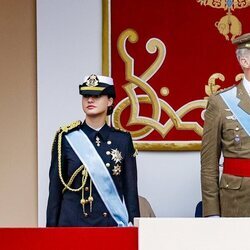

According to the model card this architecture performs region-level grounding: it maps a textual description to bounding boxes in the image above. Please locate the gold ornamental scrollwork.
[112,28,243,150]
[101,0,246,151]
[112,29,208,142]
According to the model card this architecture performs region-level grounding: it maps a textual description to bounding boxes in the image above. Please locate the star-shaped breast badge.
[110,148,123,163]
[112,165,122,176]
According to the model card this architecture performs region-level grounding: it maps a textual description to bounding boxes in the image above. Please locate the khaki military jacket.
[201,81,250,217]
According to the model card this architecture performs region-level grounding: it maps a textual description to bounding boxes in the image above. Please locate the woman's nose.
[87,96,94,102]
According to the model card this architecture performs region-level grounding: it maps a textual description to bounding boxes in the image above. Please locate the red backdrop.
[104,0,250,150]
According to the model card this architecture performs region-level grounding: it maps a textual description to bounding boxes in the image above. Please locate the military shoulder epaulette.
[60,120,82,133]
[215,85,235,95]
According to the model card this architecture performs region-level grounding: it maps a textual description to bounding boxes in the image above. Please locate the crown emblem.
[197,0,250,41]
[86,74,99,87]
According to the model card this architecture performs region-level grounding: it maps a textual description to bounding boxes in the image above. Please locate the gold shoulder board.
[60,120,82,133]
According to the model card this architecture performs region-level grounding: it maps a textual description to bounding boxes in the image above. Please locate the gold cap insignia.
[86,74,99,87]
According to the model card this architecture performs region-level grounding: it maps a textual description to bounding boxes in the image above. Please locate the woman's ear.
[108,97,114,107]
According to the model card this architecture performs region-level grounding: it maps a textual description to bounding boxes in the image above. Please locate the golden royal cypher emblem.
[102,1,247,150]
[111,28,244,151]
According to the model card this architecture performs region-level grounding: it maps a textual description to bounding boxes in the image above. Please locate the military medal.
[112,165,122,176]
[234,134,240,142]
[110,148,123,163]
[226,115,236,120]
[96,136,101,147]
[233,126,241,143]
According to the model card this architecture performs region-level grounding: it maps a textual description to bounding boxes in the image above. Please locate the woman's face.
[82,95,113,117]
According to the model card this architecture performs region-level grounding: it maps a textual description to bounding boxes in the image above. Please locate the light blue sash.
[220,87,250,136]
[65,129,129,226]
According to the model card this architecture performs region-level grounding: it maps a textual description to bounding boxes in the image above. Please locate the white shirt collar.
[243,77,250,95]
[87,123,104,131]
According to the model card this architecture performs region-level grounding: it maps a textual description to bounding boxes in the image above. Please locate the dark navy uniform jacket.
[46,121,140,227]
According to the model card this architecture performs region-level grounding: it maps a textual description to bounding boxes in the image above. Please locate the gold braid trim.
[51,129,60,155]
[62,165,86,193]
[57,120,86,192]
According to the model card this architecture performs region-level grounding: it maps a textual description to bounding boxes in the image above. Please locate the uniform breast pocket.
[219,174,243,215]
[219,173,242,191]
[222,123,243,149]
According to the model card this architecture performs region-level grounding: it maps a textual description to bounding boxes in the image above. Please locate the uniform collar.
[237,80,250,114]
[243,77,250,95]
[81,121,111,141]
[98,123,112,141]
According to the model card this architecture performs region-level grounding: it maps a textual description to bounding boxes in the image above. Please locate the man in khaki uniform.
[201,33,250,217]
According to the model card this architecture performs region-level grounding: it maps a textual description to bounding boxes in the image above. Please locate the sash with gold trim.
[220,87,250,136]
[65,129,129,227]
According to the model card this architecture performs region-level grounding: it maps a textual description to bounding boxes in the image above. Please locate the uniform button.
[235,127,239,131]
[84,212,88,217]
[106,151,110,155]
[107,140,112,145]
[226,184,229,188]
[106,163,110,167]
[103,212,108,217]
[85,187,89,191]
